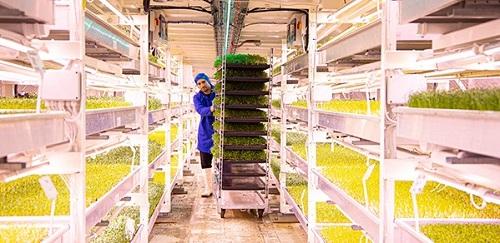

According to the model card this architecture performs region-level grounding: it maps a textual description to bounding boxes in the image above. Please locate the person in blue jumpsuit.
[193,73,216,197]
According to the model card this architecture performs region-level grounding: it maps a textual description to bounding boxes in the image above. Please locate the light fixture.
[417,49,476,67]
[484,46,500,56]
[424,69,466,77]
[466,61,500,70]
[98,0,133,25]
[325,0,367,23]
[0,71,38,84]
[0,37,34,53]
[85,67,98,74]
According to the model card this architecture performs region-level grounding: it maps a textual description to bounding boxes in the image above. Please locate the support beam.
[306,6,318,243]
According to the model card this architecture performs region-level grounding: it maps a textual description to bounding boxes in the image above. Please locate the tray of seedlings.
[212,54,271,212]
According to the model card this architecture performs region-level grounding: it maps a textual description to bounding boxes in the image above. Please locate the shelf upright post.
[380,1,399,242]
[178,56,185,183]
[137,15,150,243]
[186,97,192,164]
[162,50,173,213]
[307,6,319,243]
[68,0,86,241]
[279,39,292,214]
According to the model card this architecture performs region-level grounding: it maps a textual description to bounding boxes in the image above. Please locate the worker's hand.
[210,106,215,112]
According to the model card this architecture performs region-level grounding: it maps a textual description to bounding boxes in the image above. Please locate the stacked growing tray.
[220,63,270,191]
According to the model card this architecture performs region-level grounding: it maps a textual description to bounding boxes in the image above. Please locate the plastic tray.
[220,130,267,136]
[226,64,270,70]
[223,159,267,164]
[226,77,270,83]
[223,117,268,123]
[224,104,268,109]
[223,144,267,150]
[222,176,266,190]
[225,90,269,96]
[223,163,267,177]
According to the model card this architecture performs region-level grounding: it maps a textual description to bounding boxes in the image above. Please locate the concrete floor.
[149,161,307,243]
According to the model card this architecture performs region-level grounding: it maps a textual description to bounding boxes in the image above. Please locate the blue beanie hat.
[194,73,213,88]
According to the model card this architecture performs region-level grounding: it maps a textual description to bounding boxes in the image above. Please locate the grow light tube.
[416,49,476,67]
[324,0,366,23]
[466,61,500,70]
[97,0,132,25]
[322,70,381,84]
[484,46,500,56]
[0,37,34,53]
[0,71,38,84]
[86,73,130,89]
[423,69,466,77]
[416,168,500,205]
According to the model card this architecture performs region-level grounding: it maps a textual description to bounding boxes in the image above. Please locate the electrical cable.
[50,198,56,235]
[362,161,375,207]
[470,193,487,210]
[411,191,420,232]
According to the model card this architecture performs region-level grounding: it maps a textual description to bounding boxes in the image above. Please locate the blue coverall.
[193,91,216,153]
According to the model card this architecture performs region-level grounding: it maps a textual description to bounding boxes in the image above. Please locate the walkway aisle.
[150,159,307,243]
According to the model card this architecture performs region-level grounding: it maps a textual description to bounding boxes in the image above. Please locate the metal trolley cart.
[214,59,272,219]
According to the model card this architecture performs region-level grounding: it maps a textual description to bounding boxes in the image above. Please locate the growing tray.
[223,159,267,164]
[226,64,270,70]
[221,130,267,136]
[223,144,267,150]
[224,104,268,109]
[226,77,270,83]
[225,90,269,96]
[222,176,266,190]
[223,117,268,123]
[223,163,267,177]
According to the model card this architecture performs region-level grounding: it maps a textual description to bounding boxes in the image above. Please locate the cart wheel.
[257,209,265,218]
[220,209,226,218]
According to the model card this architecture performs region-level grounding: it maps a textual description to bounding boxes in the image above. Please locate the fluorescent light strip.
[0,37,34,53]
[484,46,500,56]
[326,0,365,23]
[417,50,475,67]
[466,61,500,70]
[97,0,132,25]
[424,69,466,77]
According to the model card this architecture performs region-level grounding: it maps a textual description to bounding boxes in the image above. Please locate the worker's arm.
[194,95,214,117]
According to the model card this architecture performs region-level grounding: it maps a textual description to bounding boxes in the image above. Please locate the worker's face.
[197,79,211,93]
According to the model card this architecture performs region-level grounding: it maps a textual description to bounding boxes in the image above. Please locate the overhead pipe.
[243,22,289,27]
[166,21,214,26]
[149,5,212,14]
[230,0,250,53]
[211,0,224,55]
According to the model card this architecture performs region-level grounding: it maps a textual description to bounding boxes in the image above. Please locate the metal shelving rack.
[274,3,386,242]
[275,1,500,242]
[381,1,500,242]
[0,1,196,242]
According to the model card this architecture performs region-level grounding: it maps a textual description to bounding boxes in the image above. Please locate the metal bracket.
[410,174,427,195]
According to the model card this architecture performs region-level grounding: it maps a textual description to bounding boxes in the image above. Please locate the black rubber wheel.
[220,209,226,218]
[257,209,265,218]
